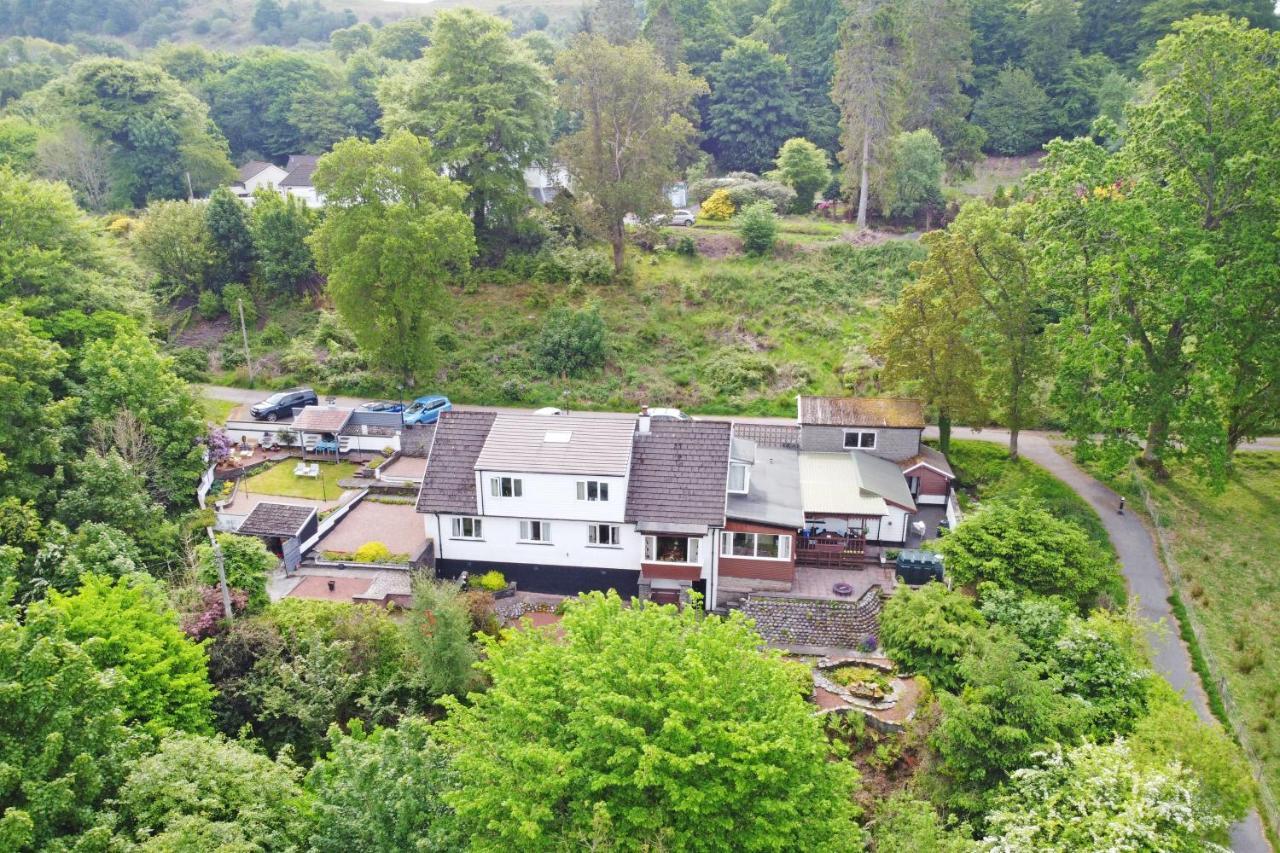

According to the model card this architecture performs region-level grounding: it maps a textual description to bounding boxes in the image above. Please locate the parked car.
[358,400,405,413]
[249,387,318,422]
[403,395,452,425]
[653,209,695,227]
[534,406,566,416]
[648,407,693,421]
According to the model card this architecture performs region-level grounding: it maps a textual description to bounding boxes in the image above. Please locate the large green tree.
[378,10,552,238]
[113,733,304,850]
[305,718,462,852]
[879,581,986,691]
[204,187,256,288]
[0,599,141,851]
[1029,16,1280,478]
[833,0,909,227]
[757,0,844,153]
[972,66,1051,155]
[131,200,215,302]
[35,573,214,735]
[0,308,71,506]
[902,0,985,175]
[248,188,315,295]
[938,497,1113,606]
[705,39,801,173]
[440,591,861,848]
[309,131,476,385]
[206,49,343,161]
[555,35,706,272]
[50,58,234,207]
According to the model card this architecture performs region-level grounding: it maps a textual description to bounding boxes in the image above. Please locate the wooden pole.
[206,527,234,620]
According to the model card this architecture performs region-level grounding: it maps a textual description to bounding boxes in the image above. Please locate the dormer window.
[844,430,877,449]
[728,462,749,494]
[576,480,609,501]
[490,476,523,497]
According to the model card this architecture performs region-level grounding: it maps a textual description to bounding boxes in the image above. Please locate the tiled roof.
[237,160,274,181]
[625,420,731,531]
[797,396,925,428]
[280,154,320,187]
[291,406,353,433]
[416,411,497,514]
[899,444,955,478]
[238,502,315,537]
[474,414,634,476]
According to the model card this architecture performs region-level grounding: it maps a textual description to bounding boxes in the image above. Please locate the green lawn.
[241,461,358,501]
[943,439,1125,601]
[1128,453,1280,800]
[199,396,237,425]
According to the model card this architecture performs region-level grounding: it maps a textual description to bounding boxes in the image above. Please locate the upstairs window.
[576,480,609,502]
[490,476,523,497]
[728,462,749,494]
[518,520,552,543]
[588,524,621,546]
[843,430,877,449]
[450,517,483,539]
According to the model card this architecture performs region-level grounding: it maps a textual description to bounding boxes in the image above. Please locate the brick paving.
[315,501,426,557]
[288,575,372,601]
[381,455,428,479]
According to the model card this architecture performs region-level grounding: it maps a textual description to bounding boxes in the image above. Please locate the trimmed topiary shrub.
[354,541,392,563]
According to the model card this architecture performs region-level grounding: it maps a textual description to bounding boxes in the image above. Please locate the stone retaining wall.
[739,589,882,648]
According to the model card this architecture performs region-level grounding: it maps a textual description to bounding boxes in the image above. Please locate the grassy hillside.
[1121,453,1280,801]
[172,236,925,416]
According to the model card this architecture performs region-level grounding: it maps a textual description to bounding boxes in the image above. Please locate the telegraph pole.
[206,527,234,620]
[238,298,254,385]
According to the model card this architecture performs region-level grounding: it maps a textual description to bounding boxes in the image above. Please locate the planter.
[494,582,517,600]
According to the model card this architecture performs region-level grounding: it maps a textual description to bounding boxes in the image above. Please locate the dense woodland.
[1,0,1279,848]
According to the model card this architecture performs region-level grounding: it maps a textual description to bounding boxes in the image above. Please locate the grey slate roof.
[237,160,275,182]
[853,451,918,511]
[280,154,320,187]
[727,445,805,529]
[238,502,315,537]
[625,420,731,531]
[416,411,497,514]
[797,396,925,428]
[474,413,634,476]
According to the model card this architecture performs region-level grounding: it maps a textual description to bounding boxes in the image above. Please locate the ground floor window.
[519,520,552,543]
[588,524,621,546]
[644,535,701,564]
[722,531,791,559]
[451,516,483,539]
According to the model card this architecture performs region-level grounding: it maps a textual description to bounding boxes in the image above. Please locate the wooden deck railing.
[795,535,874,568]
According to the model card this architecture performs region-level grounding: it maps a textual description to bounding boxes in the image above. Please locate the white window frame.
[450,516,483,540]
[907,475,921,496]
[576,480,610,502]
[643,535,702,565]
[587,523,621,547]
[843,430,877,450]
[518,519,552,543]
[490,476,523,498]
[727,462,750,495]
[721,531,792,560]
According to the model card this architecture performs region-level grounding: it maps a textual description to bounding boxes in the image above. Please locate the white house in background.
[524,163,689,210]
[230,161,288,201]
[229,155,325,208]
[416,410,733,607]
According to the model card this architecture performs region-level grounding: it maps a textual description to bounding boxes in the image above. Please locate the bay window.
[643,535,701,564]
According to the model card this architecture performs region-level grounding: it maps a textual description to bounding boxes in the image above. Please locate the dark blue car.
[403,395,452,425]
[357,400,406,414]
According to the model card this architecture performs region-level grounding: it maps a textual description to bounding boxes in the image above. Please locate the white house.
[416,410,732,607]
[230,161,288,201]
[230,155,325,208]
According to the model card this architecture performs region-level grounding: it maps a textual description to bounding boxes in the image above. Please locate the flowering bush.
[206,427,232,465]
[700,189,735,221]
[181,585,249,641]
[473,570,507,592]
[354,541,392,563]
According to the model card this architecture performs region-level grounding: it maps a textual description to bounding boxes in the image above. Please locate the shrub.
[260,321,287,347]
[171,347,210,382]
[196,533,273,613]
[461,590,501,637]
[354,542,392,563]
[737,201,778,256]
[534,307,607,377]
[535,244,613,286]
[704,348,776,395]
[700,188,736,221]
[472,570,506,592]
[691,173,795,213]
[675,235,697,257]
[222,282,257,327]
[197,289,223,320]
